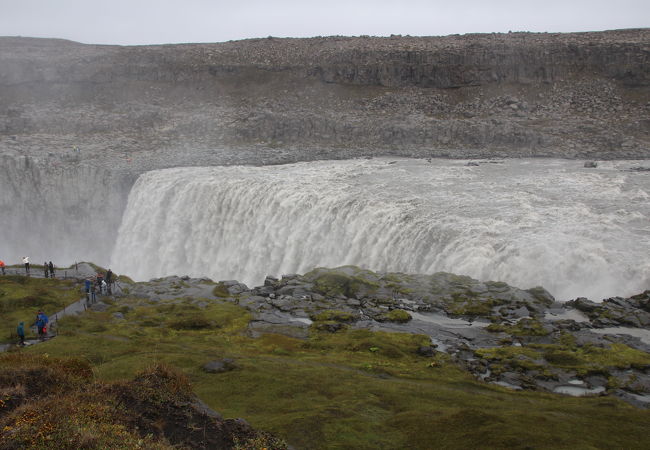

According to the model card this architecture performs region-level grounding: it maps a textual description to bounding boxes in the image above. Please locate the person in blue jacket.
[36,311,48,339]
[17,322,25,345]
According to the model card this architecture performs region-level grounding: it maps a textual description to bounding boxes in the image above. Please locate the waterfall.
[110,158,650,301]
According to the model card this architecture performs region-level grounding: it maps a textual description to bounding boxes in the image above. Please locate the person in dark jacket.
[17,322,25,345]
[105,269,114,294]
[44,262,49,278]
[84,278,92,304]
[48,261,54,278]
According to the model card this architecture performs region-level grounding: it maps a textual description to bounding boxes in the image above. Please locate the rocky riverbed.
[114,266,650,408]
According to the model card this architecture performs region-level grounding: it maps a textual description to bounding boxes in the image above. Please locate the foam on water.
[110,158,650,300]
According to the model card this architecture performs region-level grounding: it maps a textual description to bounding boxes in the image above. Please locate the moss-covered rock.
[212,282,230,298]
[376,309,412,323]
[447,294,504,318]
[310,309,358,322]
[304,267,379,298]
[486,318,551,336]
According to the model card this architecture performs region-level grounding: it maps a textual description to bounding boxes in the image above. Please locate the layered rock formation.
[1,29,649,170]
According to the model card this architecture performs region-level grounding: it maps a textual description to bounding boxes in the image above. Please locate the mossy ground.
[18,293,650,449]
[486,318,551,336]
[476,332,650,379]
[0,354,284,449]
[0,276,80,343]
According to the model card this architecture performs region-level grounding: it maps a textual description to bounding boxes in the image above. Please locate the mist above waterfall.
[0,155,133,268]
[110,158,650,301]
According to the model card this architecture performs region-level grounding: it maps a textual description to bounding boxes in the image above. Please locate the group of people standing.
[43,261,55,278]
[85,269,115,303]
[8,262,116,347]
[16,311,49,345]
[0,257,56,277]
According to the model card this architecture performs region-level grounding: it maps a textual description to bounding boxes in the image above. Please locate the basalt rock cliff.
[0,29,649,170]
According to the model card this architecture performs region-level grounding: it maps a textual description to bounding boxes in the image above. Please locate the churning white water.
[110,158,650,301]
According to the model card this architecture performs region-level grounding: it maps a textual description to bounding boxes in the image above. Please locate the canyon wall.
[0,154,133,266]
[0,29,648,169]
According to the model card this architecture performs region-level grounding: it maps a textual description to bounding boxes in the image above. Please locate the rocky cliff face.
[0,29,648,169]
[0,154,133,265]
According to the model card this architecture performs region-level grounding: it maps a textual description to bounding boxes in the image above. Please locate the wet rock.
[264,275,278,286]
[227,283,249,295]
[584,161,598,168]
[191,399,223,420]
[510,306,531,318]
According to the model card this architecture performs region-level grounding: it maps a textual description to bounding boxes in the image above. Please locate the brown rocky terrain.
[0,29,649,171]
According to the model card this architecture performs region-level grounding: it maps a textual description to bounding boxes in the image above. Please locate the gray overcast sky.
[1,0,648,45]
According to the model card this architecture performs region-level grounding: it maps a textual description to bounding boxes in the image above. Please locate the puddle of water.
[626,392,650,403]
[553,385,605,397]
[591,327,650,345]
[430,337,449,353]
[410,312,489,328]
[492,381,523,390]
[568,379,585,385]
[290,317,313,325]
[479,368,491,380]
[545,309,590,322]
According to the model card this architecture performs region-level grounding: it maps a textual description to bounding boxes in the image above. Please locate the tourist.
[48,261,54,278]
[22,256,30,275]
[84,278,92,303]
[106,269,113,294]
[35,311,48,340]
[17,322,25,346]
[0,260,5,275]
[44,261,49,278]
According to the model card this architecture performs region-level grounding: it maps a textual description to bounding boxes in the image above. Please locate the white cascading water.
[110,158,650,301]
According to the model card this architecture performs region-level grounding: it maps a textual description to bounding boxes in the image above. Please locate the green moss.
[311,309,358,322]
[168,315,216,330]
[448,294,503,317]
[304,268,378,298]
[212,282,230,298]
[486,318,551,336]
[116,274,135,284]
[381,272,415,295]
[481,340,650,380]
[376,309,412,323]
